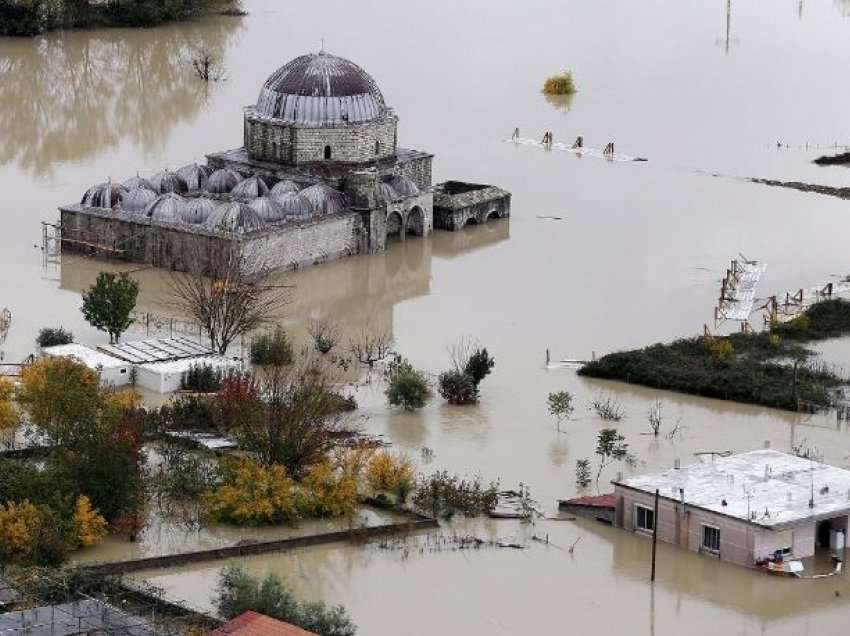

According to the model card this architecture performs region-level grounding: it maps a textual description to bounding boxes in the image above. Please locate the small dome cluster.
[377,174,420,202]
[80,165,347,234]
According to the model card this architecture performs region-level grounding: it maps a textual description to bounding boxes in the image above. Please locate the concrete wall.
[616,485,771,567]
[244,112,398,165]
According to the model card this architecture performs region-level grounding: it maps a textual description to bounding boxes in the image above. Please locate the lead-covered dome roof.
[255,52,387,125]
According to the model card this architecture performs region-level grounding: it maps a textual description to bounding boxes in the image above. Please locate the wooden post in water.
[651,488,659,582]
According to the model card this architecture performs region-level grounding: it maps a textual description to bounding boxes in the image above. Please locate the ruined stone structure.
[58,51,509,273]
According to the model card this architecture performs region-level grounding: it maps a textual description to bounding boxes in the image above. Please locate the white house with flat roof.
[613,450,850,568]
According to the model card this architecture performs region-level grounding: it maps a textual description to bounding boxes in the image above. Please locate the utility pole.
[651,488,659,581]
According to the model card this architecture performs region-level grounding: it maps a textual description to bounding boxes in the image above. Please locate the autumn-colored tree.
[204,459,297,525]
[366,450,414,500]
[0,376,17,434]
[72,495,108,548]
[81,272,139,343]
[298,461,359,518]
[18,356,103,446]
[0,500,66,565]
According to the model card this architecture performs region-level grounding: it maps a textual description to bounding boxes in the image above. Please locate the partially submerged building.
[58,51,510,273]
[612,450,849,568]
[43,337,238,393]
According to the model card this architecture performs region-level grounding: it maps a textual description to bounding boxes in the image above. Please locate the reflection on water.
[58,218,510,346]
[543,92,575,114]
[0,18,243,176]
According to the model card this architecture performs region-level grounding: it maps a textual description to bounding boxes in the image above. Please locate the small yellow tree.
[73,495,108,548]
[0,500,43,563]
[299,462,359,518]
[366,451,414,500]
[204,459,297,525]
[0,376,17,434]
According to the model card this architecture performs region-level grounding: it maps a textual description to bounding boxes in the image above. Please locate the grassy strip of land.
[578,299,850,411]
[0,0,244,37]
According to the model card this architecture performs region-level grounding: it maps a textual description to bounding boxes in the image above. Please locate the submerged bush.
[36,326,73,348]
[366,451,414,500]
[384,356,431,411]
[437,370,479,405]
[181,363,226,393]
[250,327,293,367]
[411,470,499,519]
[542,70,576,95]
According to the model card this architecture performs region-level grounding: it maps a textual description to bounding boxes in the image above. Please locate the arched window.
[271,142,278,158]
[375,140,381,156]
[324,145,332,160]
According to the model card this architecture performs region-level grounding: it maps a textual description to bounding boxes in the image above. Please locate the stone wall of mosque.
[59,207,367,275]
[244,111,398,164]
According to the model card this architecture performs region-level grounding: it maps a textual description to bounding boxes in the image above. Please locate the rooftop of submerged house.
[614,450,850,530]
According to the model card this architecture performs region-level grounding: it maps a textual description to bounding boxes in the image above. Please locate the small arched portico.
[405,206,425,237]
[386,211,404,242]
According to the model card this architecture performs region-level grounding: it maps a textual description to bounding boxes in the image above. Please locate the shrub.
[575,459,591,488]
[384,356,431,411]
[542,71,576,95]
[591,394,625,421]
[772,314,811,338]
[705,336,734,361]
[437,370,479,405]
[36,327,73,348]
[464,348,495,387]
[181,364,226,393]
[216,566,357,636]
[72,495,108,548]
[0,500,67,566]
[0,377,17,433]
[411,470,499,519]
[204,459,297,525]
[366,451,414,500]
[298,461,359,518]
[250,327,293,367]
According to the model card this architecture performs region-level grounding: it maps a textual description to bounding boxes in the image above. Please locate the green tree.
[81,272,139,343]
[594,428,634,492]
[384,355,431,411]
[464,348,495,387]
[547,390,574,431]
[437,370,479,405]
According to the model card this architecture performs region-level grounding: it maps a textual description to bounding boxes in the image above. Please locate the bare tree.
[348,329,395,367]
[168,245,289,355]
[220,356,358,476]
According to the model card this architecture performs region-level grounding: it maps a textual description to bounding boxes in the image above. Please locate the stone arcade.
[58,51,511,273]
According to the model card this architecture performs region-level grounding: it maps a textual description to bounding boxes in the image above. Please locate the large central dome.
[255,52,387,126]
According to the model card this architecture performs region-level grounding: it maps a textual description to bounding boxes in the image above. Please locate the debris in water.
[536,215,563,221]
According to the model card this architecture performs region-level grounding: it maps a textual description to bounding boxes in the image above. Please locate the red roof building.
[209,611,318,636]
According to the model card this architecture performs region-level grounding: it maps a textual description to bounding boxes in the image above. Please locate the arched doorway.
[485,209,500,222]
[324,145,332,160]
[405,206,425,237]
[464,216,479,228]
[386,211,404,242]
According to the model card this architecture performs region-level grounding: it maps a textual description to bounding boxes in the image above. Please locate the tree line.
[0,0,243,36]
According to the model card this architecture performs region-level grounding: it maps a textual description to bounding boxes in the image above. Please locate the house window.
[702,525,720,552]
[324,145,332,160]
[635,504,654,532]
[375,140,381,155]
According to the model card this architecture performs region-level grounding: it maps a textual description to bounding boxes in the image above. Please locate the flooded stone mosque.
[5,1,850,635]
[59,50,511,273]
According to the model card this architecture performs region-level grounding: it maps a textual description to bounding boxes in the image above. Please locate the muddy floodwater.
[2,0,850,633]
